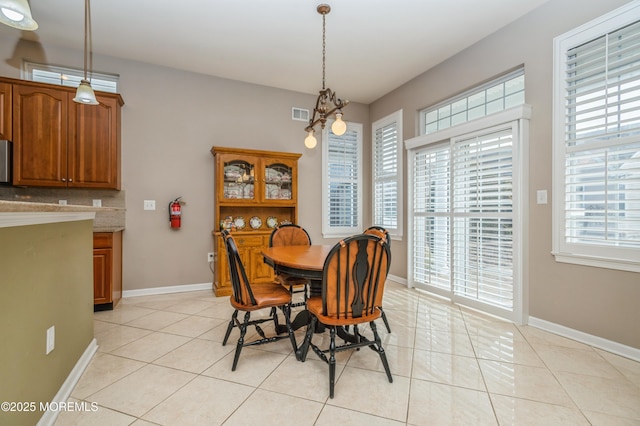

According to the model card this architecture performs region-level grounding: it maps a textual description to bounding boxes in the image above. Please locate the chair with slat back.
[364,226,392,333]
[220,230,298,371]
[269,224,312,308]
[298,233,393,398]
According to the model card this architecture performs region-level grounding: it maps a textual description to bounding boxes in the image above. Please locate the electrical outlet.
[143,200,156,210]
[92,199,102,207]
[207,252,214,262]
[58,200,67,205]
[46,326,55,355]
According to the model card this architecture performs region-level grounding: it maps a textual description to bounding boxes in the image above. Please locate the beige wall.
[0,219,94,425]
[370,0,639,349]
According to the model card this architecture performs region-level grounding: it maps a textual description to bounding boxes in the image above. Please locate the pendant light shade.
[0,0,38,30]
[74,0,98,106]
[73,79,99,105]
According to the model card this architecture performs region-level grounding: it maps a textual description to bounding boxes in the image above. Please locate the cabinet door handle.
[61,178,66,182]
[68,178,73,182]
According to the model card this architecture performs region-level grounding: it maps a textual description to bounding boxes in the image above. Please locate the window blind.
[563,19,640,250]
[373,120,399,230]
[412,146,451,290]
[325,126,361,233]
[411,126,517,313]
[452,129,514,309]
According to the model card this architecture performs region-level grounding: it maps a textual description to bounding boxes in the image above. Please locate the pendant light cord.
[321,11,326,91]
[83,0,92,82]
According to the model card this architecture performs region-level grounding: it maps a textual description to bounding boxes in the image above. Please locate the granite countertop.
[0,200,124,212]
[0,200,125,232]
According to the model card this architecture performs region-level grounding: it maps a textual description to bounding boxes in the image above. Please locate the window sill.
[552,251,640,273]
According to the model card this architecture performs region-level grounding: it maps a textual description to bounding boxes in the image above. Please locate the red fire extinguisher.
[169,197,182,229]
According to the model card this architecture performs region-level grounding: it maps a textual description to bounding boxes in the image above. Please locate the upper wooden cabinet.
[211,146,301,296]
[0,82,10,140]
[2,77,123,189]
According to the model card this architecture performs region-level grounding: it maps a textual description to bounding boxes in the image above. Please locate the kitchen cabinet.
[0,82,10,140]
[211,146,301,296]
[2,77,123,189]
[93,231,122,310]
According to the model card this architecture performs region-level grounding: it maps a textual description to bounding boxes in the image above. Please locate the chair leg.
[329,326,336,399]
[232,311,250,371]
[380,307,391,333]
[370,321,393,383]
[282,304,299,358]
[298,315,316,362]
[222,309,238,346]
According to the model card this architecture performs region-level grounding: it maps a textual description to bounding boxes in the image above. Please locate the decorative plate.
[266,216,278,228]
[249,216,262,229]
[234,216,246,230]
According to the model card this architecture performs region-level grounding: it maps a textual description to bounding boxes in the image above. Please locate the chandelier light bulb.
[304,130,317,149]
[331,112,347,136]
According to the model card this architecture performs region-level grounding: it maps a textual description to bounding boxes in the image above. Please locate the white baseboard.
[37,339,98,426]
[122,282,212,298]
[529,316,640,362]
[388,274,407,286]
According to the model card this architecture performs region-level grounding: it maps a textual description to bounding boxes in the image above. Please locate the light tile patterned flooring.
[55,280,640,425]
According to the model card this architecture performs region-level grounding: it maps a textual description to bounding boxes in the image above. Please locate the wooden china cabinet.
[211,146,301,296]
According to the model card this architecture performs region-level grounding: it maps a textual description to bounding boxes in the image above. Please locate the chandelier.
[304,4,349,149]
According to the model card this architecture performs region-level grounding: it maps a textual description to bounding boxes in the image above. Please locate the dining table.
[262,244,333,331]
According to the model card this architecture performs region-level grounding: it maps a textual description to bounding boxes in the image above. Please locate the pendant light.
[0,0,38,30]
[73,0,99,105]
[304,4,349,149]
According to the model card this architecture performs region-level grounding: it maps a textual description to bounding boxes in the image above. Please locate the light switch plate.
[536,190,548,204]
[143,200,156,211]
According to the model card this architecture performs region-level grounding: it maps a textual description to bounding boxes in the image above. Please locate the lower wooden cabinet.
[93,231,122,310]
[213,231,274,296]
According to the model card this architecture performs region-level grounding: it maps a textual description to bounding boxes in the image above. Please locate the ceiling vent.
[292,107,310,122]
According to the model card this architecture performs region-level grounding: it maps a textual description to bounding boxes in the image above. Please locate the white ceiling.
[3,0,550,104]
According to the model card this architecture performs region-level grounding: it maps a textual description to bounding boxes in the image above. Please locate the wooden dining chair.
[220,230,298,371]
[269,224,312,308]
[364,226,392,333]
[298,233,393,398]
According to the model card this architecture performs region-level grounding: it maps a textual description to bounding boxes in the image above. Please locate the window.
[407,105,529,323]
[372,110,403,239]
[22,61,119,93]
[420,68,524,135]
[322,122,363,238]
[552,2,640,272]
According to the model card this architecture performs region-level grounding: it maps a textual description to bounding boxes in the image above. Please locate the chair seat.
[230,283,292,312]
[276,274,309,287]
[306,296,381,326]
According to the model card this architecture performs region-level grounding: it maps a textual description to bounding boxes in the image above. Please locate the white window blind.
[373,110,403,238]
[407,104,528,323]
[412,145,451,290]
[553,2,640,272]
[452,129,514,310]
[323,122,363,237]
